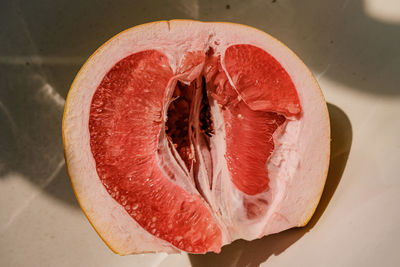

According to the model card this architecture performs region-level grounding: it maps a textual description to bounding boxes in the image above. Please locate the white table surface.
[1,0,399,266]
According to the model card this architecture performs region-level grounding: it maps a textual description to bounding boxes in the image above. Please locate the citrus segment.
[89,50,222,253]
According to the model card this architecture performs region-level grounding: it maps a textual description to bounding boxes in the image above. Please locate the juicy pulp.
[89,44,300,253]
[63,20,330,255]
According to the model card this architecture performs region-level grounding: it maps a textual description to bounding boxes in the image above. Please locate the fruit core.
[166,78,214,170]
[88,44,301,253]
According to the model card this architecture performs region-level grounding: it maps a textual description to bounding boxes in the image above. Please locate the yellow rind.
[62,20,174,255]
[62,19,331,253]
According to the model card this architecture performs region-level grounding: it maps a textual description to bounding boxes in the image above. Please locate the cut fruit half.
[62,20,330,255]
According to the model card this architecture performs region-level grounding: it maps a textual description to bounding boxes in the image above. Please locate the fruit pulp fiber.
[88,44,301,253]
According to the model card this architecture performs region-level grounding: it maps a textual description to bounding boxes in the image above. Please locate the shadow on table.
[0,0,389,207]
[188,103,353,267]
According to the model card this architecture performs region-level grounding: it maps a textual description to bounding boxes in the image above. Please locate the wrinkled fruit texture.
[64,21,330,255]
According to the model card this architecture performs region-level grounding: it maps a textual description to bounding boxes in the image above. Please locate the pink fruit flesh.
[224,45,301,115]
[89,45,301,253]
[89,50,222,253]
[223,101,286,195]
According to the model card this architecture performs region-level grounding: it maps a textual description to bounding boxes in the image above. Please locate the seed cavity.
[166,77,215,170]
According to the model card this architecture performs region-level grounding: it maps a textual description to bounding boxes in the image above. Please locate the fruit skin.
[63,20,330,254]
[62,21,183,255]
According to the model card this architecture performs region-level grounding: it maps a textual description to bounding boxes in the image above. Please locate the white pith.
[63,20,330,254]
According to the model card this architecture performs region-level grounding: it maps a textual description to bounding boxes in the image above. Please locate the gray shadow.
[3,0,399,98]
[188,103,353,267]
[224,0,400,96]
[0,0,192,207]
[0,62,79,207]
[0,0,391,206]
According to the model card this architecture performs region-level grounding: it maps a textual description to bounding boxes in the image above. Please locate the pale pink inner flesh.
[89,45,301,253]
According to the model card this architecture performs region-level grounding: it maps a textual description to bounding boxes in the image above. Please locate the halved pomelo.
[62,20,330,255]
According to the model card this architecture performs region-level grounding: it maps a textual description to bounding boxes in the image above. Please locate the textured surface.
[87,41,300,251]
[221,44,300,195]
[63,20,328,253]
[1,0,400,267]
[89,50,222,253]
[224,45,301,115]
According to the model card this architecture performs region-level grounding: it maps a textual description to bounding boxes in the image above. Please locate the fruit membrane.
[63,20,330,255]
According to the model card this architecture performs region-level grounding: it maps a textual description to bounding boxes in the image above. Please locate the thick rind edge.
[62,21,176,255]
[212,22,331,228]
[62,19,331,254]
[204,20,330,229]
